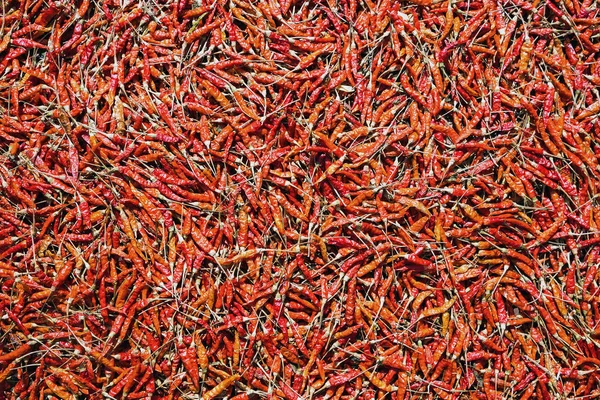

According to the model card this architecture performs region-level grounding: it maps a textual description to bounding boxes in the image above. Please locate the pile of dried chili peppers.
[1,0,600,398]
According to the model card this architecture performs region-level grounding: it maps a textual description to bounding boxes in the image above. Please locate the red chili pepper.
[0,0,598,397]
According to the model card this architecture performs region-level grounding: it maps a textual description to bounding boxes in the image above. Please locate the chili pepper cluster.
[1,0,600,398]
